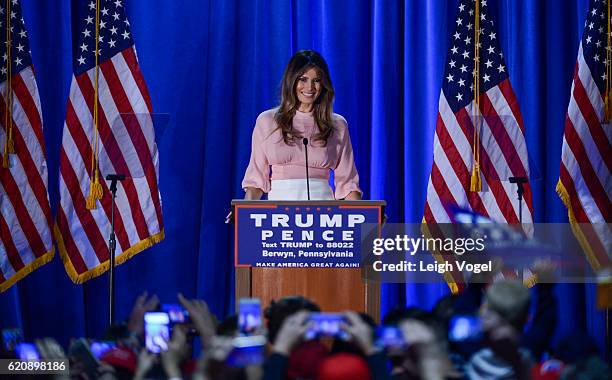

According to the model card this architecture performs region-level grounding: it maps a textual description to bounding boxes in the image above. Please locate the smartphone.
[238,298,262,335]
[304,313,348,340]
[448,315,482,342]
[162,304,189,324]
[144,312,170,353]
[68,338,99,380]
[225,335,266,368]
[162,303,197,336]
[89,341,116,359]
[375,326,405,351]
[15,343,40,361]
[2,328,23,351]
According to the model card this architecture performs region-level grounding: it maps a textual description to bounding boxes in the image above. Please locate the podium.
[232,200,385,320]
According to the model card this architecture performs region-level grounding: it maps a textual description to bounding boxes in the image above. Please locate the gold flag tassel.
[86,168,103,209]
[470,0,482,192]
[2,131,14,169]
[604,0,612,123]
[2,0,13,169]
[1,139,9,168]
[470,162,482,191]
[86,0,103,209]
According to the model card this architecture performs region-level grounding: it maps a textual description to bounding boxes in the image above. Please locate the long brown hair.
[274,50,335,146]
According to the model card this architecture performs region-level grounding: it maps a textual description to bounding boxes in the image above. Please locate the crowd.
[2,263,611,380]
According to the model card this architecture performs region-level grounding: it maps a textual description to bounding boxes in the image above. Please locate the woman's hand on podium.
[226,187,264,224]
[245,187,263,200]
[344,191,362,200]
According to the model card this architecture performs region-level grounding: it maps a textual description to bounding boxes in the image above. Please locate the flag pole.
[86,0,103,210]
[604,0,611,122]
[470,0,482,192]
[601,0,610,360]
[3,0,13,169]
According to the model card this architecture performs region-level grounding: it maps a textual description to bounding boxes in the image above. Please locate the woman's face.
[295,67,322,112]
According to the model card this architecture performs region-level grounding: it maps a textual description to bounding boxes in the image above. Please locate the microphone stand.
[509,176,528,283]
[106,173,125,326]
[303,138,311,200]
[509,176,527,225]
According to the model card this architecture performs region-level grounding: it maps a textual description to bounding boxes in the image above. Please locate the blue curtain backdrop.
[0,0,607,353]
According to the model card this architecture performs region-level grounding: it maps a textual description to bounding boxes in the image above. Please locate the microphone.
[509,176,528,198]
[303,138,311,200]
[509,177,528,225]
[508,176,527,184]
[105,174,126,193]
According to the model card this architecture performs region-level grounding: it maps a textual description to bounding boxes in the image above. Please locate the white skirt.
[268,179,334,201]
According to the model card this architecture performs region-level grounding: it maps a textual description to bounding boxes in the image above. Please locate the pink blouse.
[242,108,362,199]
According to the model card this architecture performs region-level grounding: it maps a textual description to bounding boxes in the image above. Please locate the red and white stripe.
[557,43,612,270]
[55,47,163,283]
[0,66,54,292]
[424,79,534,289]
[426,79,534,225]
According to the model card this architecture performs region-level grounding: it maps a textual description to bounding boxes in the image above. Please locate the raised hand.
[127,291,160,338]
[272,311,310,356]
[178,293,216,347]
[342,312,376,355]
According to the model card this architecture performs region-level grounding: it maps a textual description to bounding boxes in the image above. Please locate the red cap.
[100,346,138,372]
[531,359,565,380]
[287,341,329,379]
[317,353,371,380]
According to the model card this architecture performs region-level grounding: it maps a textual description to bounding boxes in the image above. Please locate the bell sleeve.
[241,116,271,193]
[333,117,362,199]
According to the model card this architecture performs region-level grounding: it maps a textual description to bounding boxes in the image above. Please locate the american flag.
[0,0,54,292]
[55,0,163,283]
[557,0,611,270]
[424,0,534,290]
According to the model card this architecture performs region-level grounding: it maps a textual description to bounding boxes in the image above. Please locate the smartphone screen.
[162,304,189,324]
[15,343,40,361]
[375,326,405,350]
[2,328,23,351]
[448,315,482,342]
[304,313,348,340]
[89,341,116,359]
[145,312,170,353]
[238,298,261,334]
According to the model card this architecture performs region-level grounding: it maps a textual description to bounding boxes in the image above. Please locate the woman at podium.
[242,50,362,201]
